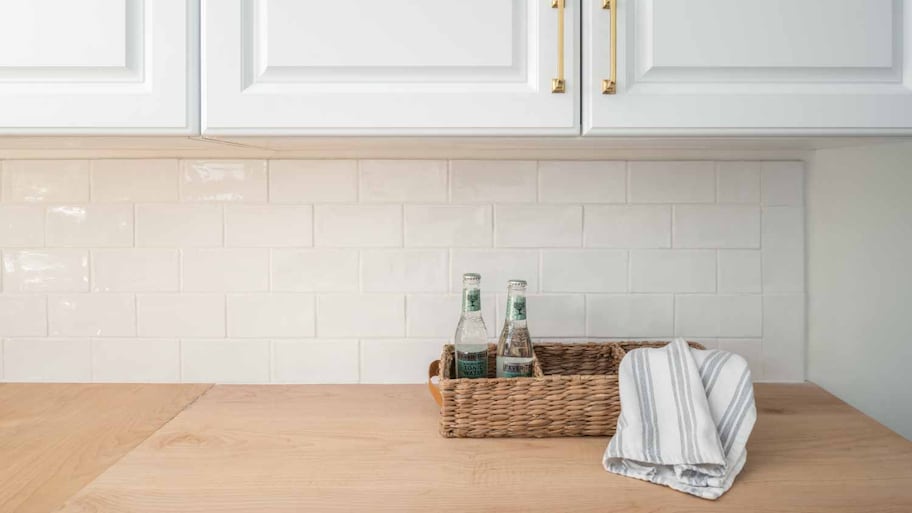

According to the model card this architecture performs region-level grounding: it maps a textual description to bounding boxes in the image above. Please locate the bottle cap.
[508,279,527,287]
[462,273,481,282]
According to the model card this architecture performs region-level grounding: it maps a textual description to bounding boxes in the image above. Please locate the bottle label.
[456,350,488,379]
[462,289,481,313]
[500,359,533,378]
[506,295,526,321]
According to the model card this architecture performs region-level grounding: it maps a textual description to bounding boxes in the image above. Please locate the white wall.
[807,142,912,440]
[0,158,805,384]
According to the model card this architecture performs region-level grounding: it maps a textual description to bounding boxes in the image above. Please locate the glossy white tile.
[91,159,179,202]
[269,160,358,204]
[1,160,89,203]
[91,339,181,383]
[46,205,133,247]
[272,340,359,384]
[227,293,316,338]
[180,160,267,202]
[271,249,360,292]
[359,160,447,203]
[48,294,135,337]
[225,205,313,248]
[2,249,89,292]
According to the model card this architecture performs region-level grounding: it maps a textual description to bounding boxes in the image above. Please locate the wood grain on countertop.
[0,383,211,513]
[46,383,912,513]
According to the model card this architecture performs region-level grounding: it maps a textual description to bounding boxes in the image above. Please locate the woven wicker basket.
[427,341,703,438]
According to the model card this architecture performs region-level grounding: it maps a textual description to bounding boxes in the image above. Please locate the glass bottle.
[496,279,534,378]
[454,273,488,379]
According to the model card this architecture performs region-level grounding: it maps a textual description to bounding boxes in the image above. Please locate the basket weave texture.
[433,341,703,438]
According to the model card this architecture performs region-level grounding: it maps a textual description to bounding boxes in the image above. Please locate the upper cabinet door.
[203,0,579,135]
[0,0,196,134]
[584,0,912,134]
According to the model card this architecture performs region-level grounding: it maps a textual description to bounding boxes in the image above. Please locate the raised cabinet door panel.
[584,0,912,134]
[0,0,196,134]
[203,0,579,135]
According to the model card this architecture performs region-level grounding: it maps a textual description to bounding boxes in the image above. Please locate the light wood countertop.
[0,383,909,512]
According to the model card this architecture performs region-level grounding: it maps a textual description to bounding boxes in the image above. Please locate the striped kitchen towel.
[603,338,756,500]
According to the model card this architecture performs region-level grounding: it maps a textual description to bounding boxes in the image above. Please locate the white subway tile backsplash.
[91,160,179,202]
[181,339,270,383]
[539,161,626,203]
[180,160,268,202]
[718,250,762,294]
[136,204,223,247]
[497,294,585,337]
[181,249,268,292]
[0,295,47,336]
[317,294,405,338]
[226,205,313,248]
[272,339,360,384]
[1,160,89,203]
[91,339,180,382]
[762,294,805,382]
[450,249,539,293]
[0,157,805,384]
[716,162,761,204]
[359,160,448,203]
[48,294,135,337]
[137,294,225,338]
[587,295,674,338]
[406,294,496,338]
[360,339,442,384]
[2,249,89,292]
[717,339,763,381]
[675,295,761,338]
[314,205,402,247]
[92,249,180,292]
[269,160,358,204]
[673,205,760,249]
[762,207,805,293]
[361,250,448,292]
[630,250,716,293]
[227,294,315,338]
[450,160,537,203]
[0,206,44,247]
[629,161,715,204]
[3,339,91,382]
[271,249,359,292]
[541,250,627,293]
[495,205,581,248]
[46,205,133,248]
[404,205,492,247]
[761,162,804,206]
[584,205,671,248]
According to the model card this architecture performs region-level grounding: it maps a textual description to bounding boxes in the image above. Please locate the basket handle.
[427,360,443,407]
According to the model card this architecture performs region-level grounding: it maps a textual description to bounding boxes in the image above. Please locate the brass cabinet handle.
[551,0,566,93]
[602,0,617,94]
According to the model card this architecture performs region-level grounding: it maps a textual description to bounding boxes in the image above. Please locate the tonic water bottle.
[454,273,488,379]
[496,279,534,378]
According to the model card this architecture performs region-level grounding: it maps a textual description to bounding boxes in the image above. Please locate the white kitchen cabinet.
[584,0,912,134]
[0,0,196,134]
[202,0,579,135]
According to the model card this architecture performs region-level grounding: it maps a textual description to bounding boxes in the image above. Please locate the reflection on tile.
[1,160,89,202]
[180,160,267,202]
[2,249,89,292]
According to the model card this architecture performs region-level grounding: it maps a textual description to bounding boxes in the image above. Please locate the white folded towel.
[603,338,756,500]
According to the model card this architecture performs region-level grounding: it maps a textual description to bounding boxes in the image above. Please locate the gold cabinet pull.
[602,0,617,94]
[551,0,566,93]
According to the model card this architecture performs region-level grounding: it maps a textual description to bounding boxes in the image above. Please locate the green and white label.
[456,350,487,378]
[462,289,481,312]
[506,295,526,321]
